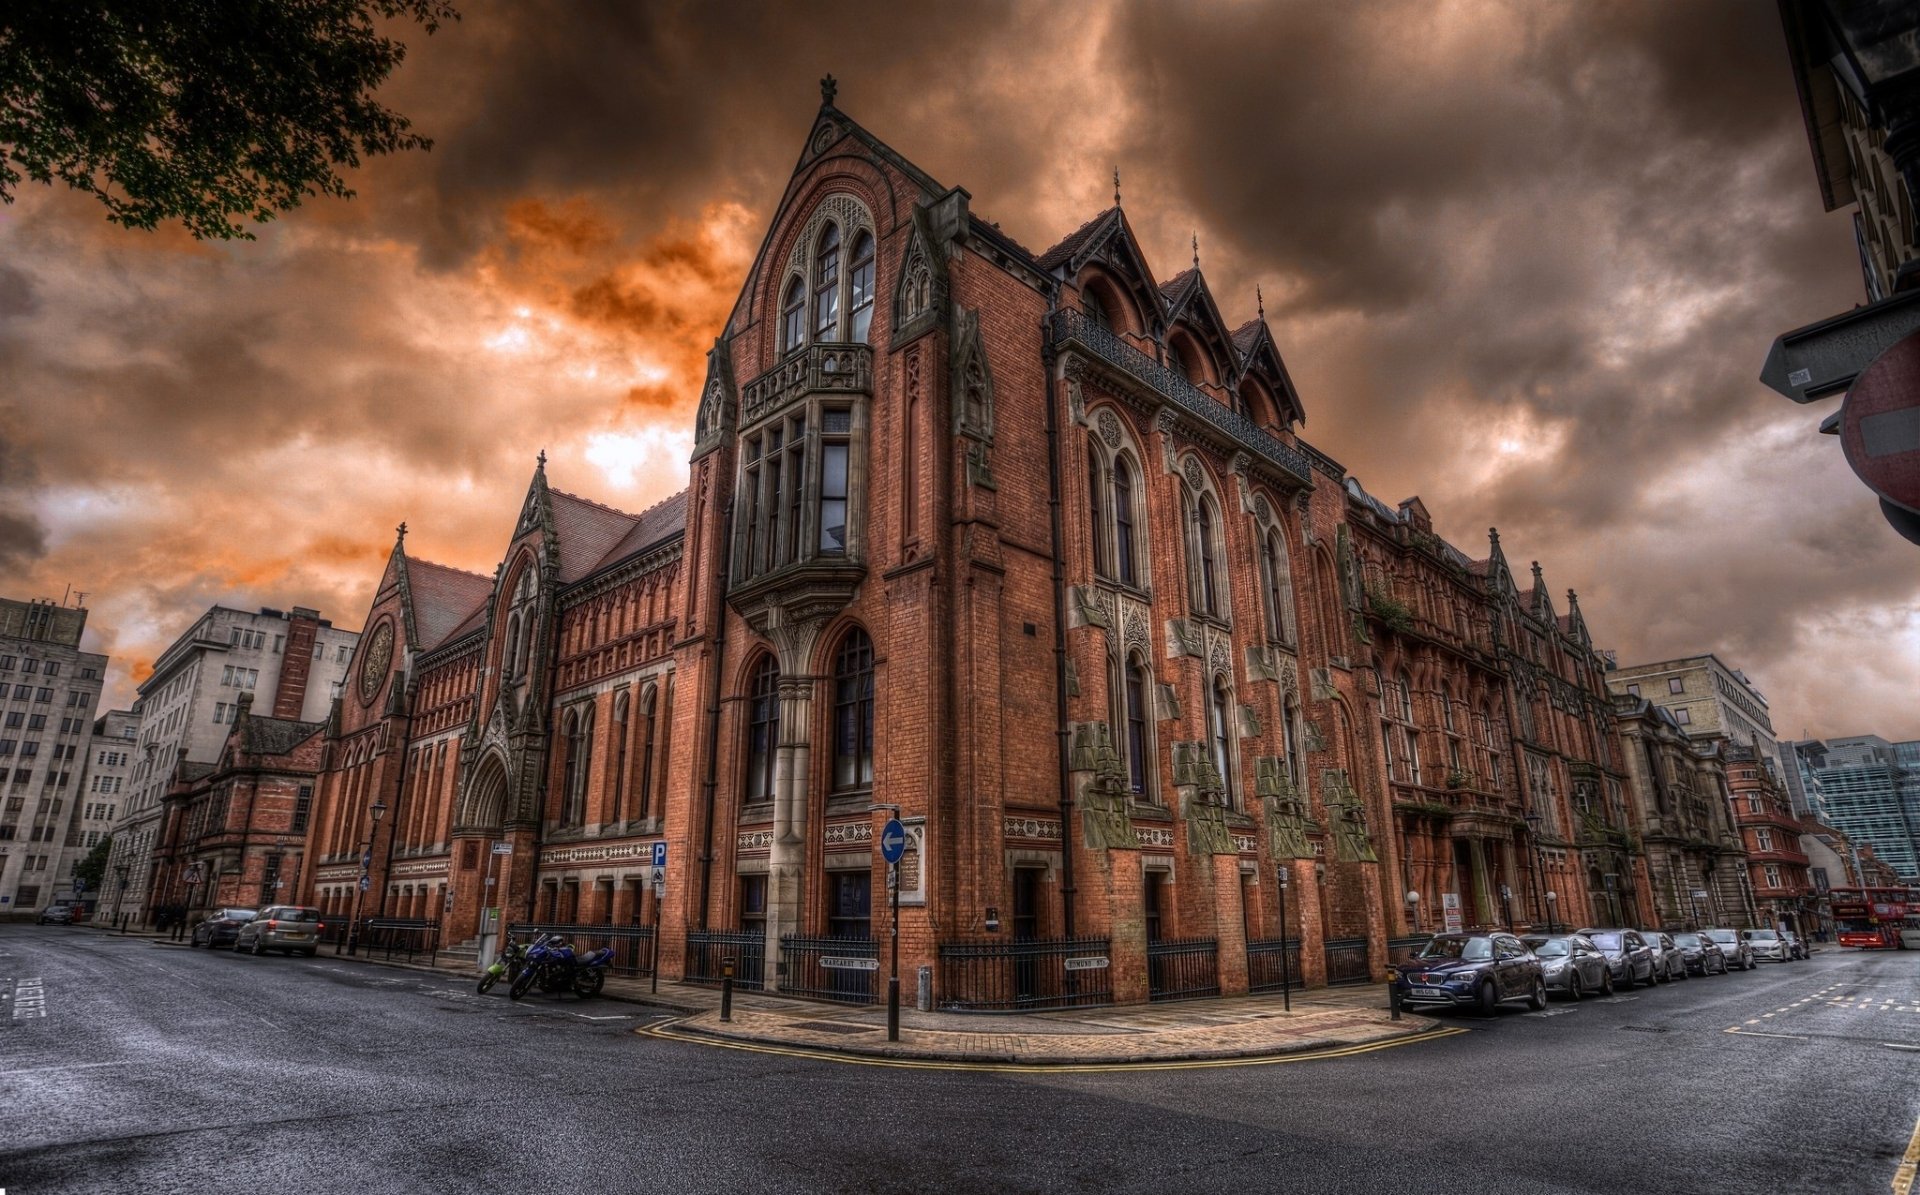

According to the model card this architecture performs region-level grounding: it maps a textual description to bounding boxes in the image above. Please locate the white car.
[1739,928,1788,962]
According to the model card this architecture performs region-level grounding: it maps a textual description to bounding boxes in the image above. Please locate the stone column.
[766,673,817,969]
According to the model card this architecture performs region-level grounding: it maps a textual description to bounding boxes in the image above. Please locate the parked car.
[1741,927,1789,963]
[1576,928,1658,987]
[189,908,258,949]
[1640,931,1688,982]
[1703,927,1754,970]
[233,905,325,957]
[1521,933,1614,1000]
[1389,932,1546,1015]
[1669,932,1728,975]
[36,903,77,925]
[1780,930,1808,960]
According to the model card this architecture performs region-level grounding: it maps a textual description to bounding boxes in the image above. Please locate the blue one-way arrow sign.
[880,818,907,864]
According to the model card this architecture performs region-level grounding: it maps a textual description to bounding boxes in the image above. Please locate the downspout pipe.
[697,499,735,930]
[1041,297,1077,938]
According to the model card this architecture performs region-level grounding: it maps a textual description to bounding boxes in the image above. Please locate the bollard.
[1388,975,1403,1021]
[720,956,734,1023]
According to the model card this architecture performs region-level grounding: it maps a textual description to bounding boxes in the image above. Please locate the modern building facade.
[1794,736,1920,882]
[295,85,1662,1003]
[99,605,356,925]
[0,597,107,918]
[64,708,139,904]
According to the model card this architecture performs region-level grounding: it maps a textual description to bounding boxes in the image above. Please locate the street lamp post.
[343,797,388,957]
[1405,889,1421,934]
[1545,890,1558,934]
[114,864,130,933]
[1499,883,1514,931]
[1275,863,1291,1013]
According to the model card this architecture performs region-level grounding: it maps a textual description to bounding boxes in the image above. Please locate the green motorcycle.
[477,933,549,995]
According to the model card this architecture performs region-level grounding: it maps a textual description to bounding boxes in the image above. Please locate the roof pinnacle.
[1192,231,1200,271]
[396,521,407,544]
[1113,166,1122,208]
[1256,284,1265,320]
[820,74,837,106]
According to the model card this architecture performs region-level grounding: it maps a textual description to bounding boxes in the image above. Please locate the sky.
[1,0,1914,742]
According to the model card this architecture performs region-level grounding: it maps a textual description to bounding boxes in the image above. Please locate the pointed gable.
[1230,317,1308,426]
[407,558,494,650]
[1041,206,1164,336]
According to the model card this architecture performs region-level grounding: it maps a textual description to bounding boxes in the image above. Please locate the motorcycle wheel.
[509,966,539,1001]
[574,970,605,999]
[478,968,501,995]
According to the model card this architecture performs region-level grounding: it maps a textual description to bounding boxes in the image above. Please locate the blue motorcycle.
[508,936,613,1000]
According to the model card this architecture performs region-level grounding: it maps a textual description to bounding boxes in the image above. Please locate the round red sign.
[1841,326,1920,513]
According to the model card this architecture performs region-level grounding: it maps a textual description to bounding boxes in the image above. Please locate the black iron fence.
[1324,936,1373,985]
[1385,935,1433,966]
[1147,937,1221,1002]
[685,929,766,991]
[1245,937,1302,995]
[358,918,441,963]
[506,922,656,978]
[780,934,879,1005]
[937,936,1115,1011]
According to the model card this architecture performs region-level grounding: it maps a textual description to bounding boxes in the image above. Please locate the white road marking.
[0,1060,134,1076]
[1725,1029,1808,1041]
[12,976,44,1020]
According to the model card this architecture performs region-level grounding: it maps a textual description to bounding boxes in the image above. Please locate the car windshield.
[1672,934,1701,947]
[1705,930,1736,944]
[1745,930,1778,941]
[1589,933,1622,950]
[1530,939,1570,958]
[1416,937,1492,961]
[224,910,258,921]
[1642,935,1664,947]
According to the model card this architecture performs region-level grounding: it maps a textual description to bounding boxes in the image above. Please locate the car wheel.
[189,935,201,949]
[1477,979,1500,1017]
[1676,961,1689,981]
[1601,969,1615,997]
[1527,979,1547,1011]
[1567,972,1582,1002]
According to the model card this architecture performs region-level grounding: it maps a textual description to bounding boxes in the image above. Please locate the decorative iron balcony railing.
[1045,308,1314,487]
[740,343,872,425]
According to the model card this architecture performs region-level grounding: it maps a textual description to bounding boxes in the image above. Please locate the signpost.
[1442,893,1463,934]
[1275,864,1291,1012]
[649,841,668,994]
[880,815,906,1041]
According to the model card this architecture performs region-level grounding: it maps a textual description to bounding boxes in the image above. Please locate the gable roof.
[238,714,324,758]
[1038,207,1122,270]
[407,558,494,651]
[549,490,646,584]
[591,489,690,574]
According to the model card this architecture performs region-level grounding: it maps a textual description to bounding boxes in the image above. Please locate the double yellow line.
[635,1019,1466,1073]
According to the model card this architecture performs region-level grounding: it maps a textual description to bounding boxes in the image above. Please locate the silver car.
[1740,927,1789,963]
[1577,928,1659,987]
[1703,927,1754,970]
[1522,933,1614,1000]
[1640,931,1689,982]
[233,905,325,957]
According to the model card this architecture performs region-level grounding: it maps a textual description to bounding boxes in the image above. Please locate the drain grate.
[793,1020,879,1035]
[1619,1024,1669,1033]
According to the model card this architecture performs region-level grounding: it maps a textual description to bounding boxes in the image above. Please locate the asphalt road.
[2,926,1915,1194]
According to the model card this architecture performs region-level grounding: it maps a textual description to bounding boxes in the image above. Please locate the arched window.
[832,629,875,791]
[610,690,630,823]
[1282,697,1301,789]
[1193,496,1221,617]
[1482,702,1502,791]
[1209,674,1236,806]
[744,658,780,803]
[1395,672,1420,786]
[1172,339,1198,383]
[1113,455,1137,586]
[781,276,806,352]
[1441,682,1462,779]
[504,611,522,677]
[847,231,875,343]
[1124,654,1151,798]
[637,685,658,819]
[563,705,592,825]
[1260,527,1295,644]
[1082,288,1111,331]
[813,223,841,339]
[1088,448,1109,577]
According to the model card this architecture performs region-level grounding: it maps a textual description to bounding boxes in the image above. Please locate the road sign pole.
[888,862,901,1042]
[1277,864,1291,1013]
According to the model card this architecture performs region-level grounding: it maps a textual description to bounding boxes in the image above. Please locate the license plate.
[1413,987,1445,998]
[284,933,310,941]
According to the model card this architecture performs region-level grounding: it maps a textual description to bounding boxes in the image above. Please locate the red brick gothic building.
[298,83,1647,1002]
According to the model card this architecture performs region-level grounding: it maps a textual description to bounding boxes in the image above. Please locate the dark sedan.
[189,908,257,949]
[1670,932,1728,975]
[1577,928,1658,987]
[1389,932,1546,1016]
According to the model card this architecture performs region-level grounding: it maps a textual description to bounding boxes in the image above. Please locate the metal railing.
[358,918,441,963]
[1146,937,1221,1002]
[1324,936,1373,986]
[685,929,766,991]
[1245,937,1301,995]
[937,936,1115,1011]
[1045,308,1315,486]
[1385,935,1433,965]
[507,922,656,978]
[780,933,878,1005]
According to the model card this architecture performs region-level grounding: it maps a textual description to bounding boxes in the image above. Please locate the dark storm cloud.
[0,0,1912,738]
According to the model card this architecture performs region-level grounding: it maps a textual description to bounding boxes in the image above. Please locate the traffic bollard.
[1389,978,1402,1021]
[720,957,734,1023]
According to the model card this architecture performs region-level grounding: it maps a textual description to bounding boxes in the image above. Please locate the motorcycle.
[508,936,614,1000]
[477,933,550,995]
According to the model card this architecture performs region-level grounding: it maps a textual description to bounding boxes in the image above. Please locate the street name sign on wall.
[1064,956,1110,971]
[491,841,512,855]
[821,956,880,971]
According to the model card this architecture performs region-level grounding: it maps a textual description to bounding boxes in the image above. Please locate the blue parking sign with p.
[652,842,668,869]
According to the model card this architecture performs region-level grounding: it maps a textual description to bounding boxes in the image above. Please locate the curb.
[657,1013,1450,1066]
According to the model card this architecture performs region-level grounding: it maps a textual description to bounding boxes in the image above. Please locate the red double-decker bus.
[1828,887,1920,949]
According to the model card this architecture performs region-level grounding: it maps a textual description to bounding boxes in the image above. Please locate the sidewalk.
[89,924,1448,1065]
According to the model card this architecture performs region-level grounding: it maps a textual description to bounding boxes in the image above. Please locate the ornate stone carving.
[1070,585,1112,630]
[1230,450,1251,477]
[1003,815,1063,843]
[1156,682,1182,721]
[1310,667,1337,702]
[1167,619,1205,659]
[1301,719,1327,753]
[359,620,393,703]
[1184,795,1235,856]
[1239,704,1262,739]
[1320,769,1379,863]
[784,193,873,287]
[1123,609,1148,653]
[1257,759,1319,859]
[1097,409,1122,447]
[1209,638,1230,675]
[1182,455,1205,491]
